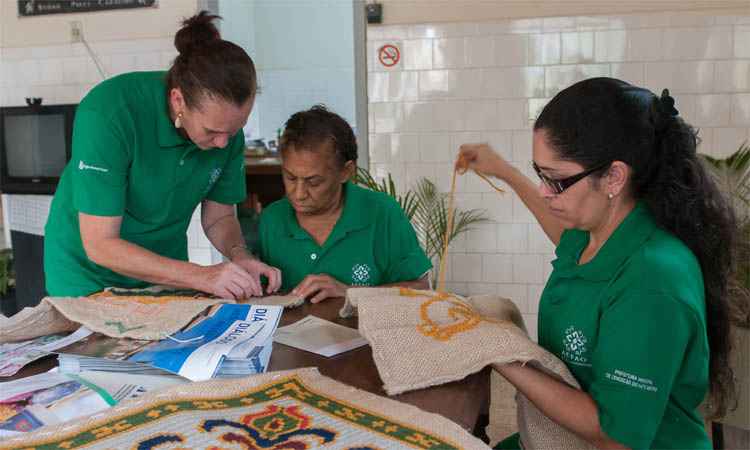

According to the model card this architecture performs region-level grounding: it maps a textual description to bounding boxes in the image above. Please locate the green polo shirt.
[538,203,710,450]
[44,71,247,297]
[257,181,432,292]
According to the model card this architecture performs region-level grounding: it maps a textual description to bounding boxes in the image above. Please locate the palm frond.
[700,142,750,218]
[355,167,490,272]
[701,142,750,327]
[411,177,490,261]
[355,166,418,219]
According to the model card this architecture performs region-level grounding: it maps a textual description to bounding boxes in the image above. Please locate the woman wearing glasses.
[458,77,735,450]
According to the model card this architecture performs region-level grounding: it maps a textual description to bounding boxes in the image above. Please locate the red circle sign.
[378,44,400,67]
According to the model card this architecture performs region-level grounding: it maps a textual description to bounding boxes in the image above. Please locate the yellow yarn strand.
[436,166,504,293]
[436,168,457,293]
[475,170,505,194]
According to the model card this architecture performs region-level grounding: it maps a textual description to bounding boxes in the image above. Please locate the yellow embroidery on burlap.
[400,288,498,342]
[416,158,506,341]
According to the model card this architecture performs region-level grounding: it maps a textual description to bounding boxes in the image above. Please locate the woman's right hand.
[199,261,263,300]
[456,143,513,181]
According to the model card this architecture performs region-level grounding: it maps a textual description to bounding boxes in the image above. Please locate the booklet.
[57,304,283,381]
[0,375,108,438]
[273,315,368,357]
[0,370,186,437]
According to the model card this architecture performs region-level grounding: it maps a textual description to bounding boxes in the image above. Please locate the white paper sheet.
[273,315,368,357]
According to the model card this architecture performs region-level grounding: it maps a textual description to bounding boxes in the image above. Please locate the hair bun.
[174,10,221,55]
[659,89,679,117]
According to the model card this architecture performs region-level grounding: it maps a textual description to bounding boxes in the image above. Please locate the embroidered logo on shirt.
[562,326,591,367]
[204,167,223,194]
[351,263,372,285]
[78,160,109,173]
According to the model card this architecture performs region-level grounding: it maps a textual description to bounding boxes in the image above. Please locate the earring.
[174,112,183,129]
[608,193,614,200]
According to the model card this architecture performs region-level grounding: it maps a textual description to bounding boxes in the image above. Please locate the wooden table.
[7,297,489,433]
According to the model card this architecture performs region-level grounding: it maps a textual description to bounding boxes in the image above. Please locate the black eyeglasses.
[532,161,611,195]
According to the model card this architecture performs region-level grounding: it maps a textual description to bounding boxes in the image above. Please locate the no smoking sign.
[378,44,400,68]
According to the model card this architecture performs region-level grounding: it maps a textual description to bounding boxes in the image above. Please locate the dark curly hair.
[279,105,358,167]
[166,11,257,108]
[535,77,736,418]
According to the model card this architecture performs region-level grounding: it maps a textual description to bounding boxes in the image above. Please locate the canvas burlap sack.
[0,286,305,343]
[0,300,79,343]
[345,287,596,450]
[95,285,305,309]
[0,295,227,343]
[487,372,518,446]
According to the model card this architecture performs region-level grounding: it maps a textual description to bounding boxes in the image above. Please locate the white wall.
[0,1,196,48]
[0,0,197,106]
[0,0,222,265]
[220,0,357,143]
[374,1,749,25]
[366,11,750,340]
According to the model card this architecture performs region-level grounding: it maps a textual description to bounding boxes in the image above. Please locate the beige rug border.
[0,367,489,450]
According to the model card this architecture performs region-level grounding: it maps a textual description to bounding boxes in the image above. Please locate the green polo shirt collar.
[282,181,375,245]
[552,202,659,282]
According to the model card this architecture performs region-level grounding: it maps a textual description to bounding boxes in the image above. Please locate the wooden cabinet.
[243,155,284,212]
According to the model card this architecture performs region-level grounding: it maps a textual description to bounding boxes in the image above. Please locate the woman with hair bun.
[44,11,281,300]
[458,78,736,450]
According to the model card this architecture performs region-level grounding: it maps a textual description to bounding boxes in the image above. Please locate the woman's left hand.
[292,274,348,303]
[232,257,282,295]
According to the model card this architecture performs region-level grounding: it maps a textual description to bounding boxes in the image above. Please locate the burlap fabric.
[344,287,596,450]
[0,367,489,449]
[487,372,518,446]
[95,285,305,309]
[0,286,304,343]
[241,293,305,308]
[0,300,78,343]
[0,295,226,343]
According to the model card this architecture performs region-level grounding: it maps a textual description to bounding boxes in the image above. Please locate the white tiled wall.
[0,38,219,265]
[367,11,750,340]
[220,0,357,143]
[0,38,177,107]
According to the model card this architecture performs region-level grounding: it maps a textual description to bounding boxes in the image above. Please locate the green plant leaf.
[700,141,750,327]
[700,141,750,220]
[354,166,417,219]
[355,167,491,274]
[411,177,490,262]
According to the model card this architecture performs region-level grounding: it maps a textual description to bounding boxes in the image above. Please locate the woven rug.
[0,367,489,450]
[345,287,595,450]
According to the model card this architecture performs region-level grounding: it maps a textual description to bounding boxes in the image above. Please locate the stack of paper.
[0,328,92,377]
[0,372,108,438]
[0,370,185,438]
[58,304,283,381]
